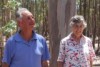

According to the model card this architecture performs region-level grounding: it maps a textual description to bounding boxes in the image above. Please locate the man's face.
[19,11,35,31]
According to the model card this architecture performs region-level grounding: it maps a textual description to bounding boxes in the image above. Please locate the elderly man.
[2,8,50,67]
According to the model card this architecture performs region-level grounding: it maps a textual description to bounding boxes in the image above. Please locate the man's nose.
[30,18,35,22]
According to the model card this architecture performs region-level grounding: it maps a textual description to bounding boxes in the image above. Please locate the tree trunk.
[48,0,76,67]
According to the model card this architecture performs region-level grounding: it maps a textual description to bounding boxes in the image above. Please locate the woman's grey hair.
[15,7,29,21]
[69,15,87,28]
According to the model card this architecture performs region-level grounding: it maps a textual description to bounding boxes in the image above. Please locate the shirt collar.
[14,31,37,42]
[68,33,86,46]
[31,31,37,40]
[69,33,85,41]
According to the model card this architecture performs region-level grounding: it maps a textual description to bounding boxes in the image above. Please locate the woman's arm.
[42,60,49,67]
[90,60,93,67]
[57,61,63,67]
[90,56,93,67]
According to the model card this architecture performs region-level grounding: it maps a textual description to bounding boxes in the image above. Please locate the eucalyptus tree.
[48,0,76,67]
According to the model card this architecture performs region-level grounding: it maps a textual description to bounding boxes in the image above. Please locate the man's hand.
[2,62,9,67]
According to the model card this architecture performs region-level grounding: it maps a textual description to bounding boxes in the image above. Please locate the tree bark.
[48,0,76,67]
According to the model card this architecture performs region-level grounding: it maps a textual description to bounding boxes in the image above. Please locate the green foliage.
[4,0,21,10]
[0,0,48,36]
[0,0,21,37]
[34,0,48,33]
[1,20,17,37]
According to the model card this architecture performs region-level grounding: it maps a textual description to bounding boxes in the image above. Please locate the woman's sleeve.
[88,40,96,61]
[57,40,65,62]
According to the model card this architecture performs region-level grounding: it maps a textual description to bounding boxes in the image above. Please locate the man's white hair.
[15,7,29,21]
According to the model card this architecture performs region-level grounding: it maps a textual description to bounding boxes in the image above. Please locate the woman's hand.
[57,61,63,67]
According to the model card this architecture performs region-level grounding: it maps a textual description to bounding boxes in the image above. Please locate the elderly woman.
[57,15,96,67]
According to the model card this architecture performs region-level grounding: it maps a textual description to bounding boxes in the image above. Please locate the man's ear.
[17,20,22,27]
[17,22,20,27]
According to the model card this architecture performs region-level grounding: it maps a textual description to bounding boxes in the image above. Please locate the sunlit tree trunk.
[48,0,76,67]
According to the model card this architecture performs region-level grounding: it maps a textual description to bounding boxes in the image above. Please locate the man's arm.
[57,61,63,67]
[2,62,9,67]
[42,60,49,67]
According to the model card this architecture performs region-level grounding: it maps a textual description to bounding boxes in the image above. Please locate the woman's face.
[72,22,84,37]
